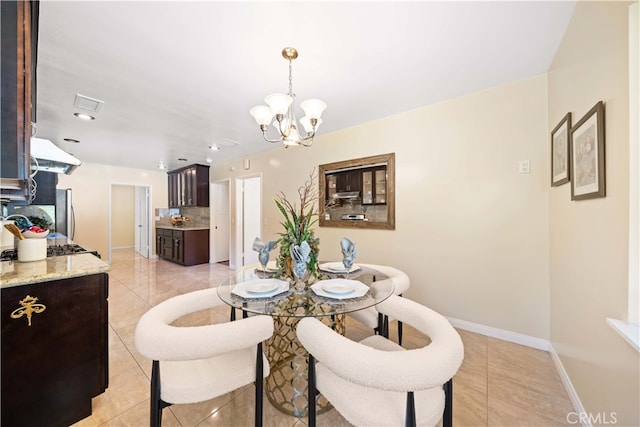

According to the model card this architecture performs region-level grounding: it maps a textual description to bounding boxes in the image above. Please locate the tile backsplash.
[155,206,210,228]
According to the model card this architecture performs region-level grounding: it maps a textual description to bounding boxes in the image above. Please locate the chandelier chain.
[288,59,293,97]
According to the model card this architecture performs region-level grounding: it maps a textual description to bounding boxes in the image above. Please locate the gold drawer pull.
[10,295,46,326]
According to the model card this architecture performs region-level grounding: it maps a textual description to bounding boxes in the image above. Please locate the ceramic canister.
[17,238,47,262]
[1,220,16,247]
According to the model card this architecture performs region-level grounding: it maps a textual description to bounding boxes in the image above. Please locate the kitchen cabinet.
[156,228,172,259]
[335,170,361,193]
[168,164,210,207]
[156,228,209,266]
[362,166,388,205]
[1,0,38,203]
[1,273,109,427]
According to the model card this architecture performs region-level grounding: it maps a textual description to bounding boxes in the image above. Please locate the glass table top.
[217,263,395,318]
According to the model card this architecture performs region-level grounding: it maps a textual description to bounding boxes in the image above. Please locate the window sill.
[606,318,640,352]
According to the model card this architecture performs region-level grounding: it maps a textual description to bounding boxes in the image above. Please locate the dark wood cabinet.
[335,170,362,193]
[1,0,38,203]
[1,273,109,427]
[156,228,209,266]
[31,171,57,205]
[361,166,388,205]
[168,164,209,207]
[156,228,172,259]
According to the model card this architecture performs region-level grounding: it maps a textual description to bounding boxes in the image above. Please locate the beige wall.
[111,185,135,248]
[57,163,168,261]
[213,74,551,339]
[548,1,639,426]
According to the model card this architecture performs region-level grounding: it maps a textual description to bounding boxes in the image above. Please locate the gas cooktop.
[0,244,101,261]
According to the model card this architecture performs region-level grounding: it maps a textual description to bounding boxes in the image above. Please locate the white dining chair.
[349,264,411,345]
[297,295,464,427]
[134,288,274,427]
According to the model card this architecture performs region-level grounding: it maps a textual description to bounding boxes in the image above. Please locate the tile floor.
[73,248,575,426]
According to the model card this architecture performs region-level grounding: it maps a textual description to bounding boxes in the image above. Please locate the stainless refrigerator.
[55,188,75,239]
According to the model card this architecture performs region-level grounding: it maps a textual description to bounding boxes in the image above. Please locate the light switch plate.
[519,160,531,174]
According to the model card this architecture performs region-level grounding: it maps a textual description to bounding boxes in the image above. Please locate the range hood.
[333,191,360,199]
[30,138,81,174]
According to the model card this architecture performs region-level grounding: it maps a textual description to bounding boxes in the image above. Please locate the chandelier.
[250,47,327,147]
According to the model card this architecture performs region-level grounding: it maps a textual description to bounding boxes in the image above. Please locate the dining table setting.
[216,237,396,417]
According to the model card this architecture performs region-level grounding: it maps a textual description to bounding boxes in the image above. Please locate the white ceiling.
[35,1,576,172]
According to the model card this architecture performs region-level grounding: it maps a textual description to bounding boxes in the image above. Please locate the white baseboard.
[548,345,590,427]
[446,316,550,350]
[446,316,586,424]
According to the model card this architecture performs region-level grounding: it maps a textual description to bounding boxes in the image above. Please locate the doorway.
[235,175,261,268]
[211,180,230,264]
[109,184,151,262]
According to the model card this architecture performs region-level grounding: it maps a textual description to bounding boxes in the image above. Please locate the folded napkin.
[290,241,311,279]
[340,237,357,269]
[253,237,277,267]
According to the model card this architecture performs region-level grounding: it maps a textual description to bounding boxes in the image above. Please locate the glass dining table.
[217,262,395,417]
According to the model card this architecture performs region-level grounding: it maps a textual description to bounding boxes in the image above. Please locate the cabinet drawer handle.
[10,295,46,326]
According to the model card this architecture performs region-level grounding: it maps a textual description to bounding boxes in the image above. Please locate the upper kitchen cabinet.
[335,170,362,194]
[362,166,387,205]
[1,0,38,203]
[168,164,210,207]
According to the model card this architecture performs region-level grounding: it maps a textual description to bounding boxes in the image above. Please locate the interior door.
[134,185,150,258]
[212,181,230,263]
[239,176,261,266]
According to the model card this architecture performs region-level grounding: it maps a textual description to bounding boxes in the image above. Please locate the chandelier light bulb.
[250,106,274,126]
[300,99,327,120]
[265,93,293,116]
[300,116,322,134]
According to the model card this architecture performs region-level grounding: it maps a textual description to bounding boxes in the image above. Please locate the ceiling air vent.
[74,94,104,112]
[214,139,240,148]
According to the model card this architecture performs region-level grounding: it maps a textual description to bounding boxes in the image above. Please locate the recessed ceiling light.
[63,138,80,143]
[209,145,220,151]
[178,158,187,162]
[73,112,95,120]
[158,162,167,170]
[206,158,213,163]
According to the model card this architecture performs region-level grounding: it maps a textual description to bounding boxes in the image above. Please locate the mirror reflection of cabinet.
[319,153,395,230]
[336,171,361,193]
[362,167,387,205]
[327,175,337,199]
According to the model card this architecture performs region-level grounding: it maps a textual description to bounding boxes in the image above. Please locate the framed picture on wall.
[551,112,571,186]
[570,101,605,200]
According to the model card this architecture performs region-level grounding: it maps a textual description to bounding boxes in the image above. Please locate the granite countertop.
[1,253,109,289]
[155,225,210,231]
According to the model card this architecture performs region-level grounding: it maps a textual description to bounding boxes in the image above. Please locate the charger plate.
[319,262,361,274]
[232,279,289,298]
[311,279,368,299]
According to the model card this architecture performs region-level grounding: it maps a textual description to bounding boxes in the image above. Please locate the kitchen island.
[1,244,109,427]
[1,251,109,287]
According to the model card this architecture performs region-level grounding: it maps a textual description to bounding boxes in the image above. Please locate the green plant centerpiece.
[274,171,320,282]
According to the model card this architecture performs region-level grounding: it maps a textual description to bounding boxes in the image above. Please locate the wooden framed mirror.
[319,153,395,230]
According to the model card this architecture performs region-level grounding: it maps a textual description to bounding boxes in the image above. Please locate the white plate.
[311,279,369,299]
[231,279,289,299]
[319,262,361,274]
[255,261,278,273]
[246,282,279,294]
[322,282,354,294]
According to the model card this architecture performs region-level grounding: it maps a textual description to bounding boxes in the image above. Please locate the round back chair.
[135,287,274,427]
[298,295,463,427]
[349,264,411,344]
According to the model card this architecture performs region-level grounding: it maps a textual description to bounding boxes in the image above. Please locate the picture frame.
[551,112,571,186]
[570,101,605,200]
